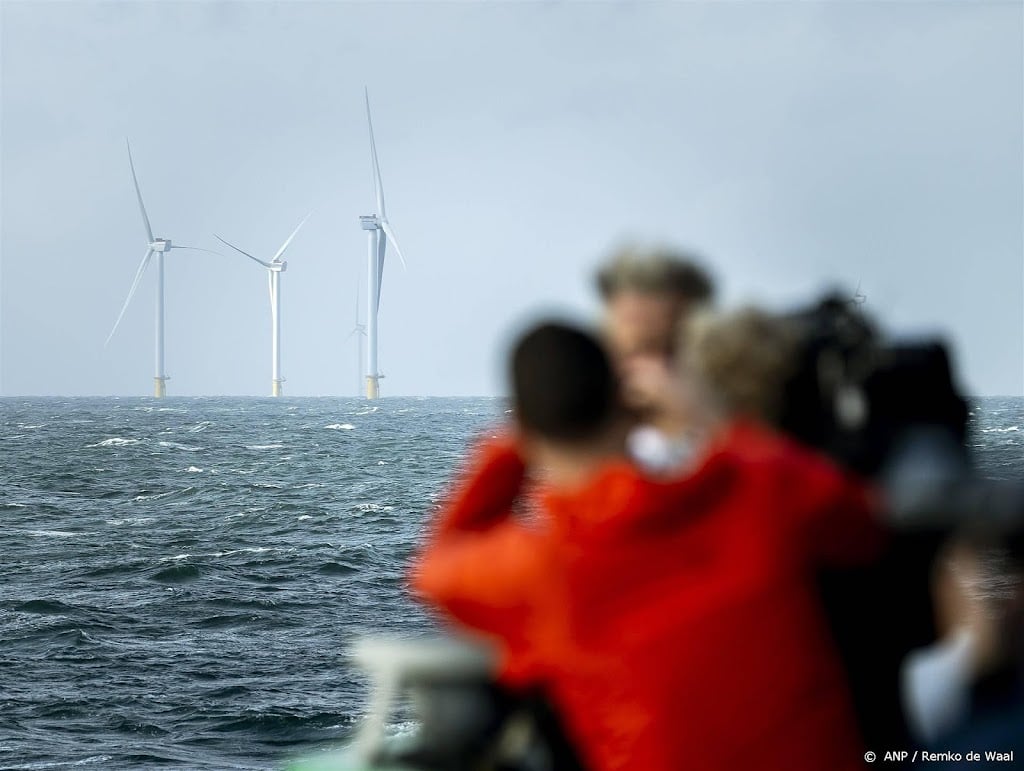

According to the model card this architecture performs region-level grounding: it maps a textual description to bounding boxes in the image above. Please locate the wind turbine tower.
[214,213,311,397]
[359,89,407,400]
[107,139,219,398]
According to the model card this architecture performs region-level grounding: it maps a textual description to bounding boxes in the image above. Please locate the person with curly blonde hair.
[681,307,799,427]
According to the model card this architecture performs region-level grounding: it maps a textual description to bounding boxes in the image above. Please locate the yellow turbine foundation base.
[365,376,380,400]
[154,378,167,398]
[272,380,283,397]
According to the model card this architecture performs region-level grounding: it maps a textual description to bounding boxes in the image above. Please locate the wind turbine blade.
[106,248,153,346]
[213,235,272,267]
[126,139,154,243]
[174,244,229,258]
[380,220,407,270]
[272,211,312,263]
[365,88,386,218]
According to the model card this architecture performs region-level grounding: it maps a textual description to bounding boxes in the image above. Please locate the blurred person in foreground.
[900,530,1024,763]
[411,311,886,771]
[596,247,713,472]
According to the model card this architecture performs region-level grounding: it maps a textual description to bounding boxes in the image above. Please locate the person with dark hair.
[595,246,715,473]
[510,322,621,445]
[411,316,886,771]
[412,321,627,687]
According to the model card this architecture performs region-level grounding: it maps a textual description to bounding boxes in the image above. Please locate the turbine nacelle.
[150,238,172,252]
[360,215,379,231]
[271,260,287,273]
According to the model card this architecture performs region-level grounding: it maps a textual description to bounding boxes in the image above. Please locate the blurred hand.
[933,540,1002,676]
[619,354,691,431]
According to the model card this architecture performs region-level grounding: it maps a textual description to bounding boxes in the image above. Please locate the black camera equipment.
[776,293,969,479]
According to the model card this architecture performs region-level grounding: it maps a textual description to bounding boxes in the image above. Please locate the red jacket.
[412,420,884,771]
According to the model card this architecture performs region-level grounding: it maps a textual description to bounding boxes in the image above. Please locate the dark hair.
[510,322,618,443]
[596,247,714,304]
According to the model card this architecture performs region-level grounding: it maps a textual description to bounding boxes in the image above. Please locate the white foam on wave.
[133,487,194,502]
[298,515,313,520]
[106,516,154,526]
[89,437,141,448]
[187,421,212,433]
[27,530,84,538]
[377,460,388,465]
[159,546,288,562]
[246,443,284,450]
[357,503,395,513]
[385,720,419,738]
[186,466,203,473]
[3,502,27,508]
[980,426,1020,433]
[158,440,203,451]
[18,756,114,769]
[354,406,379,416]
[325,423,356,430]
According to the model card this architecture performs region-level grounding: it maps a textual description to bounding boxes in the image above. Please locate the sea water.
[1,396,1020,769]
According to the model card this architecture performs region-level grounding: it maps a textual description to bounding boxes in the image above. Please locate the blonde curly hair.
[682,307,797,423]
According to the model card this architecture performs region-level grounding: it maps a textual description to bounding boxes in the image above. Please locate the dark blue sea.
[1,396,1021,769]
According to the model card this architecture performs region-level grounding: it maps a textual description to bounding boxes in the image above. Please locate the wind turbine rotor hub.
[151,239,172,252]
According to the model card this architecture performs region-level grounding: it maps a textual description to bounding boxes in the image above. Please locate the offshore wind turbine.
[106,139,220,398]
[214,214,311,397]
[347,287,367,396]
[359,89,408,400]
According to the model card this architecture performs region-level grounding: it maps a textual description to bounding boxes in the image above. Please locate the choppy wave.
[150,563,202,583]
[325,423,356,430]
[26,530,87,538]
[356,503,395,513]
[88,437,141,448]
[158,440,204,451]
[132,487,195,502]
[105,517,154,526]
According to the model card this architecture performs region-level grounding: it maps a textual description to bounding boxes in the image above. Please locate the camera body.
[776,294,969,478]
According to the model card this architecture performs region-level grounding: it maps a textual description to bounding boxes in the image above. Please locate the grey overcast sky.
[1,0,1021,397]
